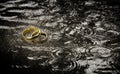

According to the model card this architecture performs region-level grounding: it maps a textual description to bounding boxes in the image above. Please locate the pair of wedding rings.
[22,26,47,43]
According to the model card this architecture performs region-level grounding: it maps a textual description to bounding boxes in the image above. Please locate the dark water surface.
[0,0,120,74]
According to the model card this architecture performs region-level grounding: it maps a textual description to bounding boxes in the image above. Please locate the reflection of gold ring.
[22,26,48,43]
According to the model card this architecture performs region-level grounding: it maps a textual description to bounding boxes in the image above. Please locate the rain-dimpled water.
[0,0,120,74]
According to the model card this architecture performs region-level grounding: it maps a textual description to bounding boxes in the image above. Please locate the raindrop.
[80,27,94,37]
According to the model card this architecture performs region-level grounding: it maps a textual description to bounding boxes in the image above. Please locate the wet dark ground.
[0,0,120,74]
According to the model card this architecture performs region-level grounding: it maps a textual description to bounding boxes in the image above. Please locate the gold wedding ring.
[22,27,41,40]
[22,26,47,43]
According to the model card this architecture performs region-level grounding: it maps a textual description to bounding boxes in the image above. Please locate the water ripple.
[0,0,120,73]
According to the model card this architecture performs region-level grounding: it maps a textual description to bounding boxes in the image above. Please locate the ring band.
[22,26,47,43]
[40,32,48,42]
